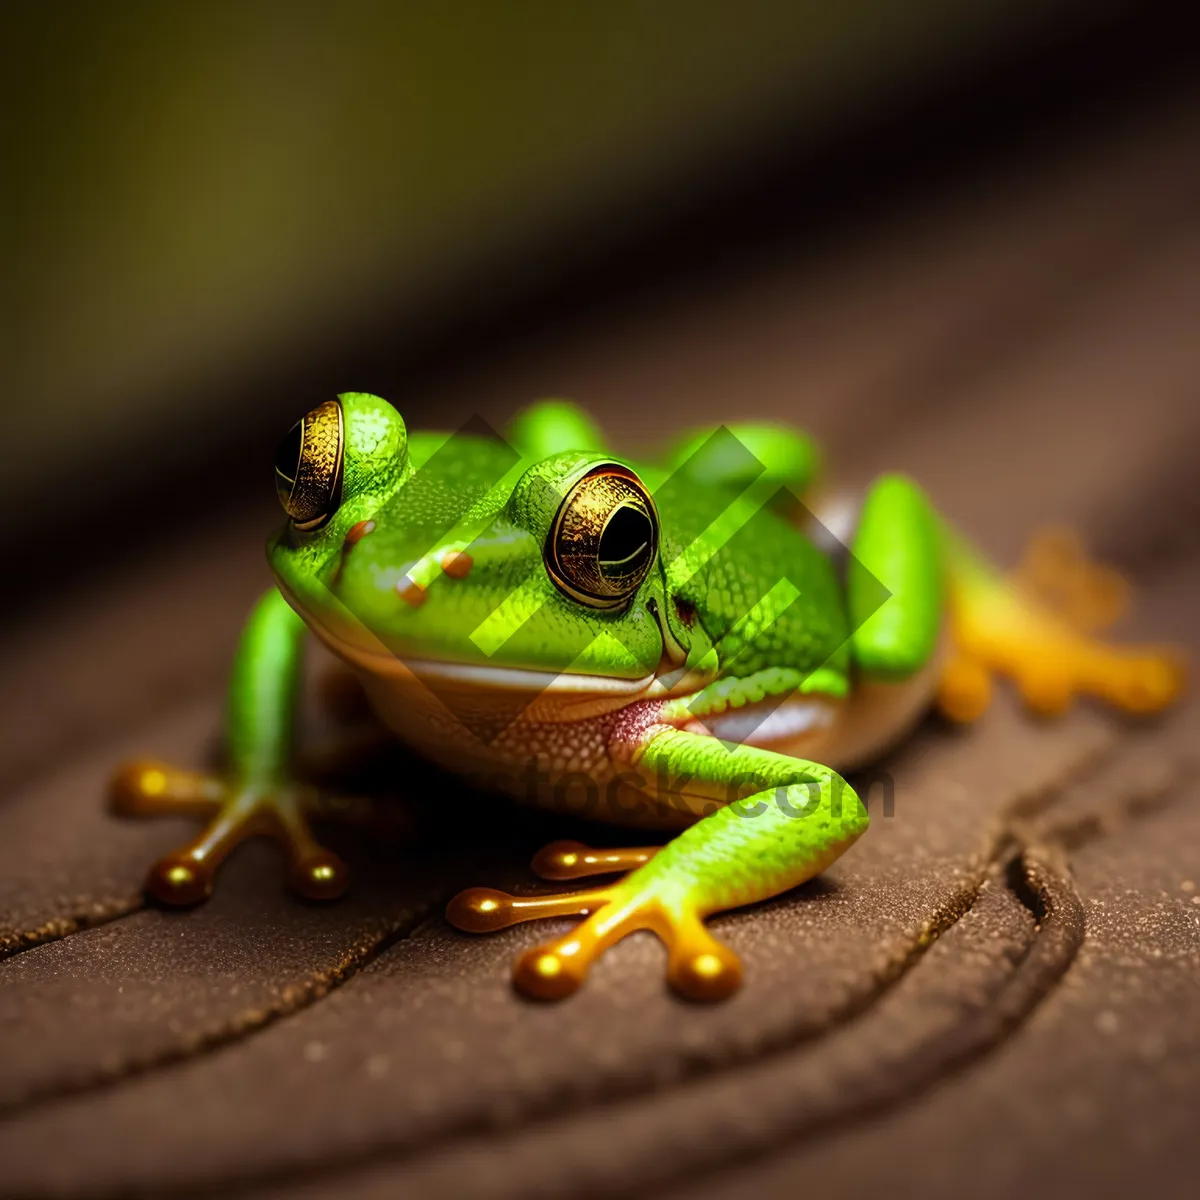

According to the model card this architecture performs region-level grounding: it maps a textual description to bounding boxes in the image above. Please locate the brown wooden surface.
[1,91,1198,1199]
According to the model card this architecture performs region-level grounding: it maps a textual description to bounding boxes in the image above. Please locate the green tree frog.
[112,394,1184,1000]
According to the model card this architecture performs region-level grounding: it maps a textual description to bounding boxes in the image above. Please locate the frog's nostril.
[440,550,474,579]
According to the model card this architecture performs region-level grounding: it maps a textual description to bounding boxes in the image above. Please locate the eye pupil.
[275,421,303,487]
[598,504,652,580]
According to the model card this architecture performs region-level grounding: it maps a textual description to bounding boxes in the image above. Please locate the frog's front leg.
[447,728,867,1001]
[110,588,349,904]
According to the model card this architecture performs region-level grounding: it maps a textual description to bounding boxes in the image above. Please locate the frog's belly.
[355,665,645,787]
[356,666,688,827]
[355,660,936,830]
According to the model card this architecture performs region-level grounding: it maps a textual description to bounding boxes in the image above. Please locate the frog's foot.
[1013,527,1132,633]
[110,761,350,905]
[446,876,740,1002]
[939,534,1185,722]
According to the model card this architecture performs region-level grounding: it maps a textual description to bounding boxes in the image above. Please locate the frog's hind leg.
[449,729,868,1002]
[938,526,1185,722]
[506,400,610,458]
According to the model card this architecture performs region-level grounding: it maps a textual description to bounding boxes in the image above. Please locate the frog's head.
[268,394,690,707]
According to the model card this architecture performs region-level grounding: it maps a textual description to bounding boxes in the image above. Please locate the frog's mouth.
[274,575,701,720]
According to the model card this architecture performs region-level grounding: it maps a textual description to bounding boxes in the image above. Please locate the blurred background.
[4,0,1196,580]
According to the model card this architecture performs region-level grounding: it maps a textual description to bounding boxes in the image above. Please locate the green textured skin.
[621,728,869,913]
[275,392,413,584]
[248,396,946,919]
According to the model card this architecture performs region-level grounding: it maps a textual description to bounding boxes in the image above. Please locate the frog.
[111,393,1185,1001]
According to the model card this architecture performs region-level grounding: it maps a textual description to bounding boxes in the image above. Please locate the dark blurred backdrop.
[2,1,1195,574]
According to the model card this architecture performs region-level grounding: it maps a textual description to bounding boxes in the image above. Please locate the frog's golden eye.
[274,399,344,531]
[546,463,659,609]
